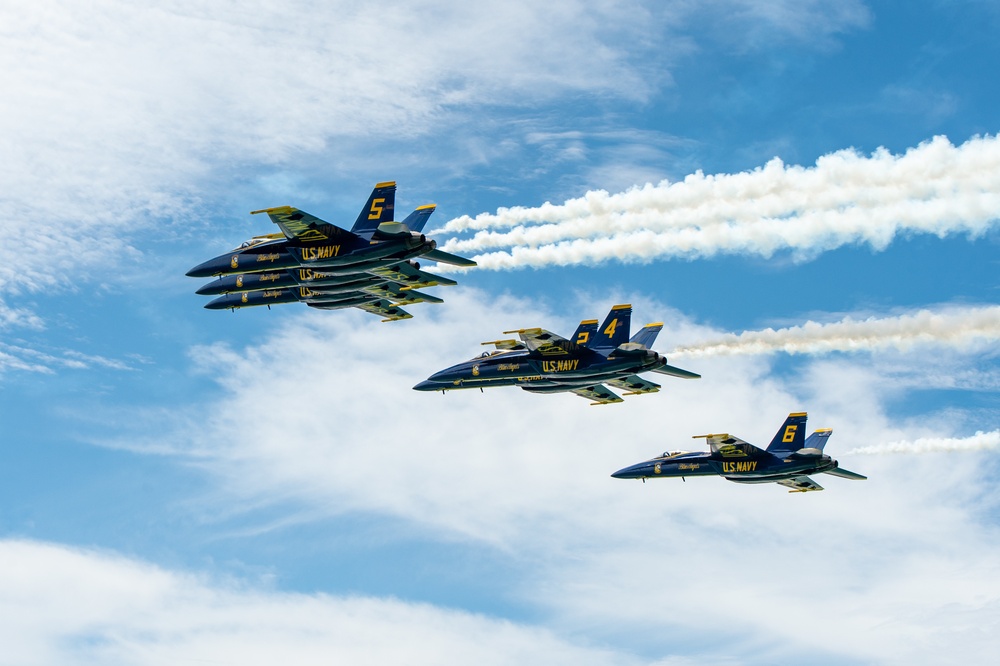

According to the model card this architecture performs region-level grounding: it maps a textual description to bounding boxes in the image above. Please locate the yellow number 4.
[603,318,618,337]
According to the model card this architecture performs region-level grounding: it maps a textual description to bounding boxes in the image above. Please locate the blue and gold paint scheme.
[186,183,475,321]
[414,304,700,404]
[611,412,867,492]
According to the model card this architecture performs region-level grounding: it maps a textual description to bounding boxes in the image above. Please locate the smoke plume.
[435,135,1000,270]
[668,306,1000,358]
[848,430,1000,455]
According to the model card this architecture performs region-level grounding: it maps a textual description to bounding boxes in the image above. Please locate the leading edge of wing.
[251,206,361,243]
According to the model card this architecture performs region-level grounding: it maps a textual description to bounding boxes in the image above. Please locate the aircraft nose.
[204,294,238,310]
[186,255,230,278]
[610,462,651,479]
[195,280,225,295]
[413,379,442,391]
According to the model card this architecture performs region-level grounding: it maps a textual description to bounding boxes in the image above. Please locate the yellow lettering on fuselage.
[300,245,341,261]
[722,461,759,473]
[541,359,580,373]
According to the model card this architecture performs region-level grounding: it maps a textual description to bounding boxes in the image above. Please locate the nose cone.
[611,461,654,479]
[187,254,234,278]
[205,294,241,310]
[413,379,443,391]
[196,279,226,295]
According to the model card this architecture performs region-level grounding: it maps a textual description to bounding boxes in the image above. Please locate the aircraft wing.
[503,327,579,355]
[777,476,825,493]
[694,433,767,457]
[251,206,358,243]
[571,384,625,405]
[369,262,458,289]
[606,375,661,395]
[355,298,413,322]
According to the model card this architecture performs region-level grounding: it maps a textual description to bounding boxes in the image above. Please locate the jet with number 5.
[186,182,475,320]
[413,304,700,404]
[611,412,867,492]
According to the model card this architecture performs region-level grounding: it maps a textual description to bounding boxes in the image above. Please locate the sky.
[1,1,999,663]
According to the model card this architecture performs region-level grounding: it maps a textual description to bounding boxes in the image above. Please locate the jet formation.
[414,304,700,404]
[186,182,475,321]
[611,412,867,492]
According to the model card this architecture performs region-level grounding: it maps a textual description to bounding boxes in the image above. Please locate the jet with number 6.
[611,412,867,492]
[413,304,700,404]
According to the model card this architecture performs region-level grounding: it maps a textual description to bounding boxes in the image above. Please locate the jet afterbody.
[414,304,700,404]
[611,412,867,492]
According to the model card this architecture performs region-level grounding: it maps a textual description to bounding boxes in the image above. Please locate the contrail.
[668,306,1000,358]
[434,134,1000,270]
[847,430,1000,455]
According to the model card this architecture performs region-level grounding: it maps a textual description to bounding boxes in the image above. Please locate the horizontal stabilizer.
[607,375,660,395]
[422,248,477,267]
[777,476,825,492]
[824,467,867,481]
[570,384,624,405]
[651,363,701,379]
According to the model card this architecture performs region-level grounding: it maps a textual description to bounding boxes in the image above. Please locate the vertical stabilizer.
[630,322,663,349]
[572,319,599,347]
[592,304,632,350]
[350,181,397,234]
[766,412,809,452]
[399,204,436,233]
[804,429,833,452]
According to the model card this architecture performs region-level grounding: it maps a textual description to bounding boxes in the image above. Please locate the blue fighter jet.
[187,182,474,320]
[611,412,867,492]
[414,304,700,404]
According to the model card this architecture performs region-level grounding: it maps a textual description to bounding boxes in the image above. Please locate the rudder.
[350,181,397,234]
[571,319,599,347]
[766,412,809,452]
[591,304,632,350]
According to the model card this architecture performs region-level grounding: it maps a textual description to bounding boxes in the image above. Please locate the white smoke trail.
[435,135,1000,270]
[848,430,1000,455]
[668,305,1000,358]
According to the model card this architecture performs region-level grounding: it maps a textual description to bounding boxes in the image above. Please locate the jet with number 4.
[413,304,700,404]
[611,412,867,492]
[186,182,475,320]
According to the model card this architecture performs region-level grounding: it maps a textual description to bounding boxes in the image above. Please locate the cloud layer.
[0,539,632,666]
[86,291,1000,663]
[437,135,1000,269]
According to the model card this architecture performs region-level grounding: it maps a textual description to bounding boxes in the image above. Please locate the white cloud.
[0,0,666,317]
[88,290,1000,662]
[0,539,635,666]
[436,135,1000,270]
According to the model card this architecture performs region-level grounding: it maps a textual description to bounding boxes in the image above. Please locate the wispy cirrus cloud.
[436,135,1000,270]
[0,539,635,666]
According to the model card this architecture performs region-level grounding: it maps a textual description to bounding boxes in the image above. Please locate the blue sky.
[1,1,999,663]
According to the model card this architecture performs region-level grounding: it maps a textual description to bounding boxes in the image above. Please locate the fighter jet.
[611,412,867,492]
[186,182,475,320]
[413,304,700,404]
